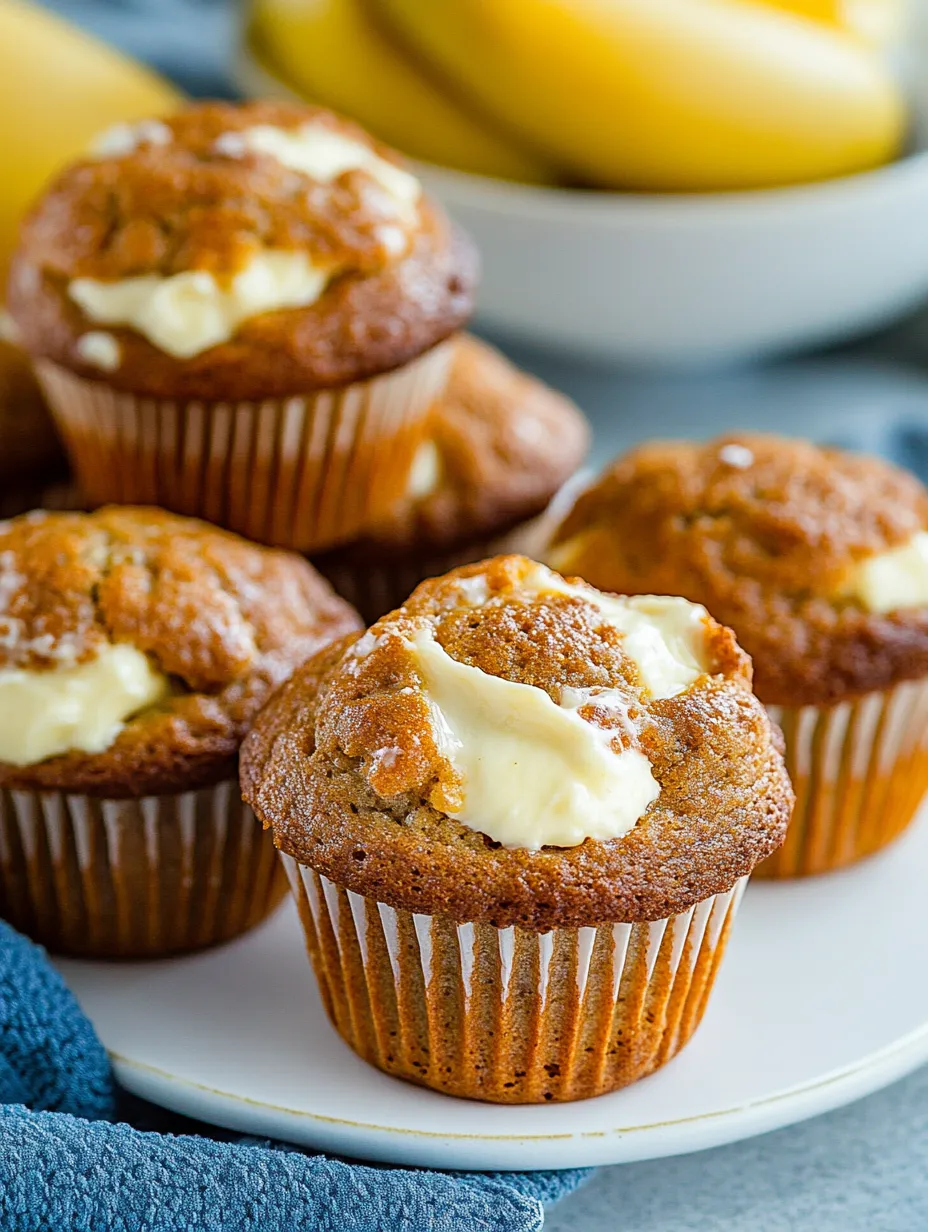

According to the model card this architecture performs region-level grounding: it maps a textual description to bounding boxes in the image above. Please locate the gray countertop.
[31,4,928,1224]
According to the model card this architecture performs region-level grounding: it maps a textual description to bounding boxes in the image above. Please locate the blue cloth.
[0,922,589,1230]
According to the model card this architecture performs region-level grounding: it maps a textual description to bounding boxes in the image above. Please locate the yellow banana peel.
[247,0,555,182]
[758,0,904,44]
[372,0,906,191]
[0,0,181,279]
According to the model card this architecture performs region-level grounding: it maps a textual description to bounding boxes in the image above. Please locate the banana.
[247,0,556,182]
[758,0,904,44]
[0,0,181,279]
[372,0,905,191]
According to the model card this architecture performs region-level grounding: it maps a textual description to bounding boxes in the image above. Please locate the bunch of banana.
[247,0,906,190]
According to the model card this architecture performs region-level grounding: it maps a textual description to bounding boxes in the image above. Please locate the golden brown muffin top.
[551,434,928,706]
[0,506,361,796]
[242,555,790,927]
[315,335,590,562]
[8,100,477,399]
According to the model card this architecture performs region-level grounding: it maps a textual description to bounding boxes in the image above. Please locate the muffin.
[0,506,360,958]
[549,433,928,878]
[313,334,591,621]
[7,100,478,552]
[241,555,790,1102]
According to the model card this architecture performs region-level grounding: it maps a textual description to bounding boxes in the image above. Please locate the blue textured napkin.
[0,921,589,1230]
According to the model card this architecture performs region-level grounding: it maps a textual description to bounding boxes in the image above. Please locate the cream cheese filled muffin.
[549,433,928,877]
[241,555,791,1103]
[7,100,478,551]
[0,505,361,958]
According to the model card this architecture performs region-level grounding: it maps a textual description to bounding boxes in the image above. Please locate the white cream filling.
[88,119,172,159]
[405,440,443,502]
[0,643,169,766]
[843,531,928,613]
[68,251,330,360]
[410,629,659,850]
[215,123,421,221]
[523,565,709,700]
[75,331,121,372]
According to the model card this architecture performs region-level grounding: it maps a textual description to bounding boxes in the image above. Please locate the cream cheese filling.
[0,643,169,766]
[410,629,659,850]
[87,119,172,159]
[405,439,443,501]
[523,565,709,700]
[215,122,421,222]
[842,531,928,613]
[68,251,330,360]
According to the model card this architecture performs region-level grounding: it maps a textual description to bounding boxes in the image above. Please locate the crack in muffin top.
[241,555,791,926]
[0,506,361,796]
[549,434,928,706]
[8,100,478,398]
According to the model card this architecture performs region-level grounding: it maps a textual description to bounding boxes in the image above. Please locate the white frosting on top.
[76,331,121,372]
[523,565,709,700]
[88,119,172,159]
[406,439,443,501]
[411,629,659,850]
[0,643,169,767]
[215,123,421,221]
[844,531,928,613]
[68,251,329,359]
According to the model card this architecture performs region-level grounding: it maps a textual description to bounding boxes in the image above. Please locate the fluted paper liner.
[282,856,747,1103]
[757,678,928,878]
[34,342,451,552]
[0,780,287,959]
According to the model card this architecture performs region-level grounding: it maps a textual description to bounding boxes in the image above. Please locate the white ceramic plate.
[237,43,928,365]
[60,807,928,1172]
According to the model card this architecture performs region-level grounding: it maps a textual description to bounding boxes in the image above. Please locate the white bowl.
[420,158,928,366]
[237,43,928,366]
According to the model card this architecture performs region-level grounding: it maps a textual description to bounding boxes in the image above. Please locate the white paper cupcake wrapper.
[35,342,452,552]
[282,856,747,1103]
[0,780,287,958]
[760,677,928,877]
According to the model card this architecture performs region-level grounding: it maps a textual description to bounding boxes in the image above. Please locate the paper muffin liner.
[33,342,452,552]
[281,856,747,1103]
[0,780,287,959]
[757,677,928,878]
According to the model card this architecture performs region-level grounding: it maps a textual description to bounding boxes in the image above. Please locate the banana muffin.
[242,555,791,1103]
[7,99,478,551]
[549,433,928,877]
[0,506,360,958]
[314,334,590,620]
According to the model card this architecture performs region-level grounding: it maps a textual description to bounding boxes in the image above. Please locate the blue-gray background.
[41,2,928,1226]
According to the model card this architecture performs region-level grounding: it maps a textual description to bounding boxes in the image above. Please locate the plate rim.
[109,1014,928,1170]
